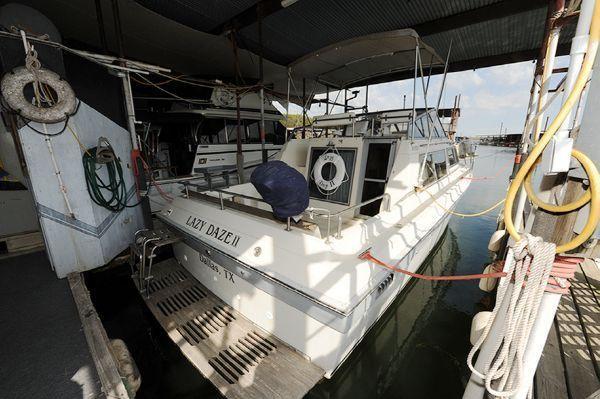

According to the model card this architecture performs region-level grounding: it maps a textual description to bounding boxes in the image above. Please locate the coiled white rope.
[467,235,556,398]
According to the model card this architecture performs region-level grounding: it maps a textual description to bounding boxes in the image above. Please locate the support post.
[344,89,348,112]
[436,39,453,110]
[94,0,108,53]
[258,3,267,163]
[411,43,418,140]
[285,67,290,142]
[236,92,244,183]
[302,78,306,139]
[325,87,329,136]
[364,85,369,113]
[110,0,124,58]
[121,73,138,150]
[510,0,564,234]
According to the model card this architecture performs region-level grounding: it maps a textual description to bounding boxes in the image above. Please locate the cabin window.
[246,121,276,143]
[419,153,436,186]
[360,143,392,216]
[308,148,356,205]
[432,115,446,138]
[422,116,434,138]
[432,150,447,178]
[247,121,260,143]
[198,119,225,143]
[225,120,243,143]
[447,147,457,166]
[354,120,369,135]
[412,118,426,139]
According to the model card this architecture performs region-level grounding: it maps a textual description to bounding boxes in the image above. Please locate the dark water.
[86,145,515,399]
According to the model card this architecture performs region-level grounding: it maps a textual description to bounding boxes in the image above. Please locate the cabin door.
[359,141,395,216]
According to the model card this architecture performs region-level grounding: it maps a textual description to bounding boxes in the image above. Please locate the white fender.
[488,229,506,252]
[470,311,492,345]
[479,263,498,292]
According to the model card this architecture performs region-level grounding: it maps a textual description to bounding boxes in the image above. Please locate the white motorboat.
[158,108,472,377]
[136,29,473,395]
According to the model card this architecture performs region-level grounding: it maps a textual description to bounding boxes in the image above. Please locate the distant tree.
[280,114,313,128]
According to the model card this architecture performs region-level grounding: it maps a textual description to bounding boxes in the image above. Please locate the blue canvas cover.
[250,161,309,219]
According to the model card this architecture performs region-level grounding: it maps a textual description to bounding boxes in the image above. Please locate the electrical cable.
[18,100,81,137]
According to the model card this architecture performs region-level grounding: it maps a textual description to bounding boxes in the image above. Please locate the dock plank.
[535,317,569,399]
[535,263,600,399]
[138,258,324,399]
[555,279,600,398]
[68,272,130,399]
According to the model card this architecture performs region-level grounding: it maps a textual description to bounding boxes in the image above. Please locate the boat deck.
[535,258,600,399]
[0,250,103,398]
[139,257,324,399]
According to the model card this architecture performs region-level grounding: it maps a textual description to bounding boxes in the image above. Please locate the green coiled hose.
[82,138,136,212]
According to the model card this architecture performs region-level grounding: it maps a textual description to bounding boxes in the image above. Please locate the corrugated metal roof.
[134,0,256,32]
[17,0,576,91]
[427,8,548,62]
[239,0,504,63]
[130,0,575,82]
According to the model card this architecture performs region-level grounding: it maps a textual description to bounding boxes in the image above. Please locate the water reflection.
[308,229,466,399]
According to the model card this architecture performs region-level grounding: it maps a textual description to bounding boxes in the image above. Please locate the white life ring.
[313,152,346,192]
[1,66,77,123]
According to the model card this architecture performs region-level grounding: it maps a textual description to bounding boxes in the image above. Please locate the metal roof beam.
[412,0,549,37]
[210,0,284,35]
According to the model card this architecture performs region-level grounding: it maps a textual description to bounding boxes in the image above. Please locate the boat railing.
[306,193,391,242]
[183,184,391,243]
[173,168,239,192]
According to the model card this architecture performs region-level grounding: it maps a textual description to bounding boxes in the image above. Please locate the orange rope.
[359,250,580,292]
[139,157,174,203]
[359,251,507,281]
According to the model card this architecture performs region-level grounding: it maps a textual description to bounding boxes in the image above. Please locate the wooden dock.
[139,258,324,399]
[535,258,600,399]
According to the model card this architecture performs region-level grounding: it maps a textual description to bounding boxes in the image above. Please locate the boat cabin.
[136,89,286,180]
[185,106,460,241]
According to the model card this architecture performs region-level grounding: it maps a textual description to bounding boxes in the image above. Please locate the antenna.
[436,38,453,110]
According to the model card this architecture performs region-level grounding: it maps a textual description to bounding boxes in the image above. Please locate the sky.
[275,56,570,137]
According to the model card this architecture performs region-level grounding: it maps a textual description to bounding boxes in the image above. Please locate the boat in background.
[137,89,286,212]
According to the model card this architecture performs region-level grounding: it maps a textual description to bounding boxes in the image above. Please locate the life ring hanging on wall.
[1,66,77,123]
[311,148,349,195]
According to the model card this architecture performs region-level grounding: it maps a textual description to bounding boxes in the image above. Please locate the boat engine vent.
[148,269,188,294]
[377,272,395,298]
[177,305,236,345]
[156,285,206,316]
[209,331,277,384]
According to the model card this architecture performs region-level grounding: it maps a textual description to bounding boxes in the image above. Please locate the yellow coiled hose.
[504,1,600,254]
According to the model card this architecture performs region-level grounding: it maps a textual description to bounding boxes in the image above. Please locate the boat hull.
[171,208,453,378]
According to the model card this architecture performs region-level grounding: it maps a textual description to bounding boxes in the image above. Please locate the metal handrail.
[306,193,391,241]
[184,186,392,242]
